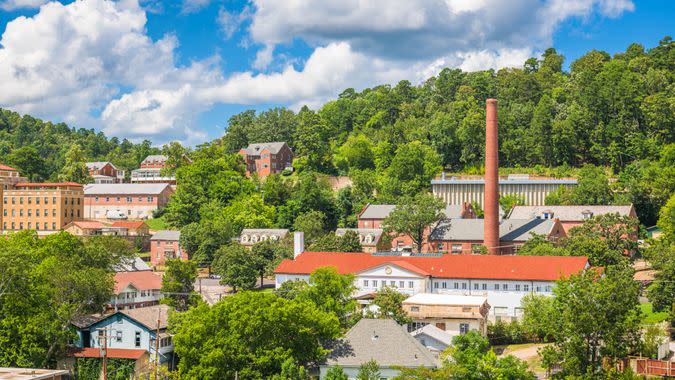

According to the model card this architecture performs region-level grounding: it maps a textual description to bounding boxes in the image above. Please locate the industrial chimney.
[484,99,500,254]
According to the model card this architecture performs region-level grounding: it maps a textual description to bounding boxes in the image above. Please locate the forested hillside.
[214,37,674,225]
[0,109,161,181]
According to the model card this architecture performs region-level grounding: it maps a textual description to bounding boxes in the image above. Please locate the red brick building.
[508,205,637,235]
[83,183,174,220]
[150,230,186,266]
[357,203,477,252]
[86,161,125,183]
[239,142,293,177]
[425,218,566,255]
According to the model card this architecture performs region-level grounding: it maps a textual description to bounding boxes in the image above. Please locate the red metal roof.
[14,182,83,188]
[274,252,589,281]
[111,221,148,229]
[114,271,162,293]
[0,164,18,171]
[70,347,147,359]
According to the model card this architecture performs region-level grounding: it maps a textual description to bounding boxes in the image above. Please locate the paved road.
[194,277,275,305]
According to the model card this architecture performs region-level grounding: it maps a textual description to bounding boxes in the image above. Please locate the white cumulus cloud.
[0,0,635,144]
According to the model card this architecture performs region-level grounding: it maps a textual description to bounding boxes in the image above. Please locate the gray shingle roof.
[240,142,289,155]
[121,304,170,330]
[86,161,116,170]
[429,218,557,242]
[360,204,467,220]
[142,155,168,162]
[325,319,438,368]
[411,324,455,346]
[114,257,151,272]
[84,183,171,195]
[508,205,634,221]
[151,230,180,241]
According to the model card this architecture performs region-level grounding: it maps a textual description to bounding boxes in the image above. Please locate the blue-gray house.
[72,304,174,365]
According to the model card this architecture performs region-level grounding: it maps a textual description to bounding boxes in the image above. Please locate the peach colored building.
[84,183,174,220]
[0,164,28,189]
[150,230,186,266]
[2,182,84,232]
[239,142,293,177]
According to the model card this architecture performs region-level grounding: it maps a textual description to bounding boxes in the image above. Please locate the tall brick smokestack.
[484,99,500,255]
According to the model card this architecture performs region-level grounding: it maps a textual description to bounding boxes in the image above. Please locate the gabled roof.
[114,271,162,293]
[508,205,635,221]
[325,319,437,368]
[86,161,117,170]
[429,218,559,242]
[114,257,151,272]
[240,142,289,155]
[112,220,148,229]
[275,251,589,281]
[240,228,289,236]
[335,228,384,247]
[84,183,171,195]
[120,304,170,330]
[0,164,18,171]
[151,230,180,241]
[70,347,147,360]
[67,220,105,230]
[142,155,168,162]
[411,324,455,346]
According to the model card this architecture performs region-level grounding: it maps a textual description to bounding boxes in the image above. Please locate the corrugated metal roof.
[431,178,578,185]
[508,205,634,220]
[411,324,455,346]
[84,183,170,195]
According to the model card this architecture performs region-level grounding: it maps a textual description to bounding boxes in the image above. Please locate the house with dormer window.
[508,205,637,235]
[239,228,289,248]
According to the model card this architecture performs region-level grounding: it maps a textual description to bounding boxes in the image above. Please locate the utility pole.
[96,327,111,380]
[155,307,161,380]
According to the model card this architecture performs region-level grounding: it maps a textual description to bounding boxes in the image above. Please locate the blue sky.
[0,0,672,146]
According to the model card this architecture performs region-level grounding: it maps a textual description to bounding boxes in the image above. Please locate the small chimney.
[484,99,500,255]
[293,231,305,259]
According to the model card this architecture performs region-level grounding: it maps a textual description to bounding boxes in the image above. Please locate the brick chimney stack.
[484,99,500,254]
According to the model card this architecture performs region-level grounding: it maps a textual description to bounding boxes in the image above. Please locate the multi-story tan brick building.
[2,182,84,232]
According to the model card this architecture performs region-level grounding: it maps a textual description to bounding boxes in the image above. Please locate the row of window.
[3,208,79,218]
[93,196,155,202]
[4,222,57,230]
[363,279,415,289]
[3,196,79,205]
[433,281,552,292]
[117,290,161,300]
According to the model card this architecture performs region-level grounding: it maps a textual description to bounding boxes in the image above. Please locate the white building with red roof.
[275,251,589,320]
[109,271,163,310]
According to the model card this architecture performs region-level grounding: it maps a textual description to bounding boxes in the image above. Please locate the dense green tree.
[356,360,381,380]
[568,213,640,255]
[499,194,525,215]
[171,291,340,379]
[380,141,442,198]
[293,210,327,244]
[367,287,411,324]
[251,240,292,288]
[212,244,258,292]
[58,144,91,183]
[520,294,556,342]
[222,193,276,233]
[334,134,376,173]
[383,193,444,252]
[0,232,134,368]
[271,358,309,380]
[161,259,200,312]
[526,266,642,376]
[295,267,356,328]
[324,366,349,380]
[160,141,190,175]
[310,230,363,252]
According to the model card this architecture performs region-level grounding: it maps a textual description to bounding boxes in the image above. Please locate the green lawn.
[145,216,170,231]
[640,302,670,324]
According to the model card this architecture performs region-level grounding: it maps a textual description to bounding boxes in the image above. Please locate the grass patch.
[145,216,170,231]
[640,302,669,324]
